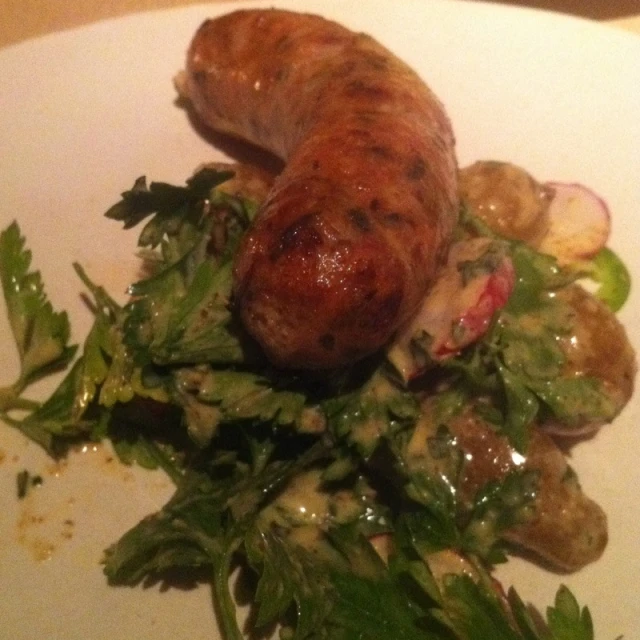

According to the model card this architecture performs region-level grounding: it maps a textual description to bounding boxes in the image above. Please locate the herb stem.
[212,547,244,640]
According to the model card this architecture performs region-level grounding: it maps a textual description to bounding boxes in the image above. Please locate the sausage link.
[180,9,459,369]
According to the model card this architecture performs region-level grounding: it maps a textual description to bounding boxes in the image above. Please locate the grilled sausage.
[178,9,459,368]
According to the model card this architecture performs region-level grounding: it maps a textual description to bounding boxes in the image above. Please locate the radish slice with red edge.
[387,238,515,382]
[537,182,610,264]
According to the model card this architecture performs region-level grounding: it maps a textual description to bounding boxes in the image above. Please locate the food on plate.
[1,158,634,638]
[0,10,636,640]
[175,9,459,370]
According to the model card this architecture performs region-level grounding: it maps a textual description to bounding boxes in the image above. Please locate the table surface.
[1,0,639,48]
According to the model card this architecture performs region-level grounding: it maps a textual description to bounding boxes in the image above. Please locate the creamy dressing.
[261,468,365,538]
[350,373,399,450]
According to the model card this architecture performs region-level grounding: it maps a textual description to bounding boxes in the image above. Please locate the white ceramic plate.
[1,1,639,638]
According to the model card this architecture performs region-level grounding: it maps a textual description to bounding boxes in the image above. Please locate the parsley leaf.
[546,586,594,640]
[0,222,76,413]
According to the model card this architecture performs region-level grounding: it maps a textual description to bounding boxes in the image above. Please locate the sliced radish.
[537,182,610,264]
[387,238,516,382]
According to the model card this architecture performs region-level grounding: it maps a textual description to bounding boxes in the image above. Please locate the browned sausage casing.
[181,9,459,369]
